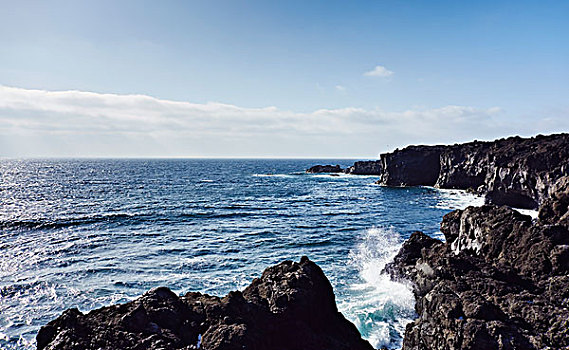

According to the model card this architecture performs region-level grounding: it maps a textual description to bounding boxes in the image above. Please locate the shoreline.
[29,133,569,349]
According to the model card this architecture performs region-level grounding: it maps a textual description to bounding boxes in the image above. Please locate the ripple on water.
[0,159,483,349]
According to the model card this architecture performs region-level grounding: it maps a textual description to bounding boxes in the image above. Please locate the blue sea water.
[0,159,483,349]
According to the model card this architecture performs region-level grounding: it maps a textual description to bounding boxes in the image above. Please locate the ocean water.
[0,159,483,349]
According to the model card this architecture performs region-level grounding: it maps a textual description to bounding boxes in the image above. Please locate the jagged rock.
[306,164,343,173]
[385,181,569,349]
[37,257,373,350]
[374,133,569,208]
[539,176,569,227]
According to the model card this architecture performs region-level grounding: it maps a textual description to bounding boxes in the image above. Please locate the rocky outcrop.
[307,134,569,208]
[37,257,373,350]
[344,161,383,175]
[306,164,343,173]
[377,146,446,186]
[378,133,569,209]
[385,176,569,349]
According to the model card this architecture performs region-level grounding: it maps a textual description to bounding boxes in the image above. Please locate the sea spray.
[339,227,415,349]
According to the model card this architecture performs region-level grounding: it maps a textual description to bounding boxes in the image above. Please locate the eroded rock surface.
[378,133,569,209]
[37,257,373,350]
[385,177,569,349]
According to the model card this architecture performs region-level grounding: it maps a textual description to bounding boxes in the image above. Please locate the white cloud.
[364,65,394,78]
[1,85,552,158]
[335,85,346,92]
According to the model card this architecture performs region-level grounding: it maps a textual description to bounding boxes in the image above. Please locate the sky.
[1,0,568,158]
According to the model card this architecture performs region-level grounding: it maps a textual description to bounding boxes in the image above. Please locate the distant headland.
[308,133,569,210]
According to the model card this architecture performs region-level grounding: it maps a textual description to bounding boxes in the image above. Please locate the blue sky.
[1,0,568,157]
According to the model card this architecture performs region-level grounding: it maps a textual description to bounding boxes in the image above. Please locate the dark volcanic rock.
[539,176,569,227]
[385,177,569,349]
[306,164,343,173]
[378,146,445,186]
[376,133,569,208]
[344,160,383,175]
[37,257,373,350]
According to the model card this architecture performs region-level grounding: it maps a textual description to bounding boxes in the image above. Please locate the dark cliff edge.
[384,176,569,349]
[36,257,373,350]
[378,133,569,209]
[309,133,569,209]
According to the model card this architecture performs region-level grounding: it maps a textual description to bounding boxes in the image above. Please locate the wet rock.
[37,257,373,350]
[306,164,343,173]
[385,180,569,349]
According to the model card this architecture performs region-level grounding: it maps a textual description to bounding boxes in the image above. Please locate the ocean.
[0,159,483,349]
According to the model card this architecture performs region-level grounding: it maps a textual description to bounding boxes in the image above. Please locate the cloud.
[363,65,394,78]
[1,85,553,157]
[335,85,346,92]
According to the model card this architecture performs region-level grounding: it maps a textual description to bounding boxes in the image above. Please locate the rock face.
[307,133,569,208]
[385,176,569,349]
[378,146,446,186]
[37,257,373,350]
[378,133,569,209]
[344,161,383,175]
[306,164,343,173]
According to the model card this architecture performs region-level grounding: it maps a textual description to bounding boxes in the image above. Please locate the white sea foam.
[310,173,380,179]
[340,227,415,349]
[432,188,484,210]
[251,173,293,178]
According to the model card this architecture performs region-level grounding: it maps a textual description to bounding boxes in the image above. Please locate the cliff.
[379,133,569,209]
[384,176,569,349]
[305,133,569,209]
[36,257,373,350]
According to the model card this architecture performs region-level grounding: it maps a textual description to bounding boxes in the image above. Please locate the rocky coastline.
[308,133,569,209]
[36,257,373,350]
[383,176,569,349]
[39,133,569,349]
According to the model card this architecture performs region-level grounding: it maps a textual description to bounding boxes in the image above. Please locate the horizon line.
[0,155,378,160]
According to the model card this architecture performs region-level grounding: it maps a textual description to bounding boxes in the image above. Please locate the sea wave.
[0,212,149,230]
[432,188,485,210]
[251,173,294,178]
[340,227,415,349]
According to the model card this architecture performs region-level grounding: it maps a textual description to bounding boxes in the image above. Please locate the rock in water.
[306,133,569,208]
[385,177,569,349]
[306,164,343,173]
[37,257,373,350]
